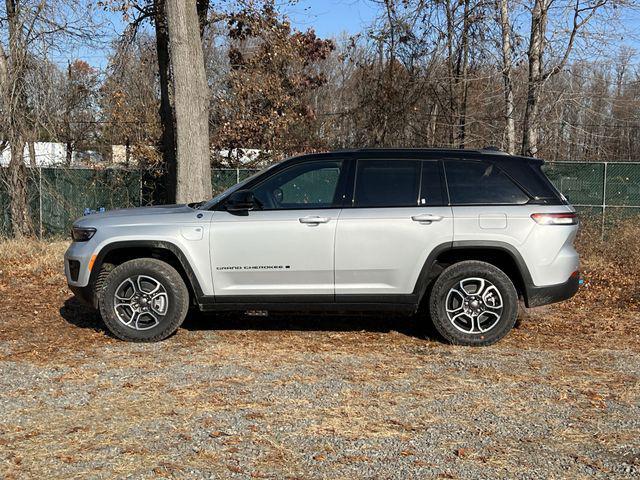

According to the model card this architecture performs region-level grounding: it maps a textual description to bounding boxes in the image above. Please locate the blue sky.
[283,0,378,37]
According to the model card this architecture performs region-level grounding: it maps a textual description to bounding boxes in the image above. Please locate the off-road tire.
[429,260,518,346]
[98,258,189,342]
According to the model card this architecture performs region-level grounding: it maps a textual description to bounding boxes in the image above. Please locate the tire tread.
[428,260,518,346]
[97,258,189,342]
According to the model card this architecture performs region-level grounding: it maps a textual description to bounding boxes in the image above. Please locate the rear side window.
[445,160,529,205]
[354,160,421,207]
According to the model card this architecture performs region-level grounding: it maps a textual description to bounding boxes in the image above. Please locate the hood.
[73,204,194,226]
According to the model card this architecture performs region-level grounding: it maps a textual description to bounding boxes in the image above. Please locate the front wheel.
[428,260,518,346]
[97,258,190,342]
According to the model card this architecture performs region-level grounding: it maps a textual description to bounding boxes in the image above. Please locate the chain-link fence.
[1,163,638,238]
[542,161,640,235]
[0,167,143,237]
[0,167,259,237]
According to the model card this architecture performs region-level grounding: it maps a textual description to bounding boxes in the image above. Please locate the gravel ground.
[0,259,639,478]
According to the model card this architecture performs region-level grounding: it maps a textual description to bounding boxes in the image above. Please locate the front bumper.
[64,240,99,287]
[525,274,580,308]
[69,285,96,308]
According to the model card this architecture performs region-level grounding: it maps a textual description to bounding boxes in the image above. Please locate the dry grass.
[0,237,68,280]
[572,218,640,309]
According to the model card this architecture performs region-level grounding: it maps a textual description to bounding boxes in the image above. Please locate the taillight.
[531,212,578,225]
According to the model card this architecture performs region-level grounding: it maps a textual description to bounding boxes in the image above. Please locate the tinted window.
[445,160,529,205]
[420,161,445,206]
[354,160,421,207]
[252,160,343,210]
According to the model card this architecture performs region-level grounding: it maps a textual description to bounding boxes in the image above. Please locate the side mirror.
[226,189,256,215]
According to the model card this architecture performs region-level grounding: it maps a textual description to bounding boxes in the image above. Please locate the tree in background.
[210,2,334,161]
[0,0,35,237]
[58,60,100,164]
[104,0,211,203]
[0,0,96,236]
[165,0,212,202]
[521,0,622,156]
[100,34,161,165]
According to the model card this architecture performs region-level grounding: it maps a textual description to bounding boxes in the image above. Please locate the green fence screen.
[1,163,639,237]
[542,162,640,229]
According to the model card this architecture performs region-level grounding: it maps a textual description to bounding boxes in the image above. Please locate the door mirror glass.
[225,189,256,214]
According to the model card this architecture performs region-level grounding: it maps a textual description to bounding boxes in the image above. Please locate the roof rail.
[481,146,511,155]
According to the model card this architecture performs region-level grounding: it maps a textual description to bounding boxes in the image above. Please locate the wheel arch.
[414,241,534,306]
[90,240,204,304]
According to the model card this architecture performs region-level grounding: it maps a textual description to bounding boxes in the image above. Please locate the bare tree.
[0,0,97,236]
[496,0,516,154]
[105,0,211,203]
[521,0,615,156]
[1,0,28,236]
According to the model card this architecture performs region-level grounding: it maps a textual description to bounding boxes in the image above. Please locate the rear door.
[334,157,453,299]
[211,158,347,299]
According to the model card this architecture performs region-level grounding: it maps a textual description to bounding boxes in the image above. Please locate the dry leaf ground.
[0,229,638,479]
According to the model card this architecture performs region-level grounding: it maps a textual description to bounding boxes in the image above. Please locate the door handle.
[411,213,444,223]
[299,215,330,224]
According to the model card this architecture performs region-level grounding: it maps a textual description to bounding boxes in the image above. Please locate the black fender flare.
[412,240,534,305]
[89,240,205,299]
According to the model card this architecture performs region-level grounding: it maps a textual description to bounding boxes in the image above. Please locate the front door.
[335,158,454,299]
[211,159,346,299]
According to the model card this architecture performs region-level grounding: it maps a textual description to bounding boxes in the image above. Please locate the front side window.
[353,160,421,207]
[252,160,344,210]
[445,160,530,205]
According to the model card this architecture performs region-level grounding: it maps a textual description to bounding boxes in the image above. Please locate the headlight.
[71,227,96,242]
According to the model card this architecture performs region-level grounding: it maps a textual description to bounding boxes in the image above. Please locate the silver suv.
[65,149,580,345]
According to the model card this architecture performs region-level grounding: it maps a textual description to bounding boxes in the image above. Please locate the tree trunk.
[445,1,456,147]
[0,44,7,92]
[455,0,471,149]
[428,102,438,146]
[5,0,34,236]
[521,0,548,157]
[28,140,36,167]
[66,141,73,165]
[8,140,33,237]
[498,0,515,154]
[197,0,210,36]
[154,0,177,204]
[165,0,212,203]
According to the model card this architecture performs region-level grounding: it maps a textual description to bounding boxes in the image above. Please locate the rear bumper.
[525,274,580,308]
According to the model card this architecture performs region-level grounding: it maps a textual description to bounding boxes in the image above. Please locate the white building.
[0,142,67,167]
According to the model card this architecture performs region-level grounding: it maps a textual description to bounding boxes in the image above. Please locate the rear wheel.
[428,260,518,346]
[98,258,189,342]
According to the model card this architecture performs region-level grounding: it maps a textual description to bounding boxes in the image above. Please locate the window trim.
[346,158,448,209]
[443,158,533,206]
[235,158,349,212]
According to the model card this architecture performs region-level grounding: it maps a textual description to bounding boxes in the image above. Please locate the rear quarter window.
[445,160,530,205]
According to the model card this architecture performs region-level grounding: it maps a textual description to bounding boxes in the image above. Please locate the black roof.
[303,147,542,164]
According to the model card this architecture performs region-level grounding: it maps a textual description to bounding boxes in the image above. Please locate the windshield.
[198,165,276,210]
